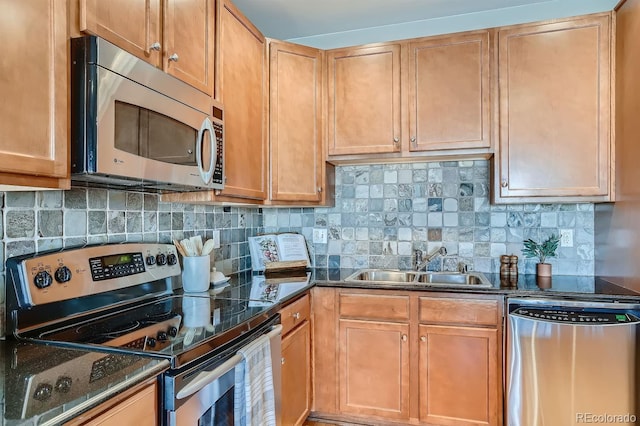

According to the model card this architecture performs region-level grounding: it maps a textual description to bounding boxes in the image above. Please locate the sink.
[344,269,493,288]
[346,269,418,283]
[416,272,492,287]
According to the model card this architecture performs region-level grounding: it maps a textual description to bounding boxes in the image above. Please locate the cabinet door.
[281,320,311,426]
[0,0,69,188]
[164,0,214,95]
[339,319,410,421]
[217,0,267,200]
[408,31,490,151]
[327,44,402,155]
[496,15,611,202]
[80,0,161,67]
[419,325,499,426]
[269,41,323,202]
[65,381,158,426]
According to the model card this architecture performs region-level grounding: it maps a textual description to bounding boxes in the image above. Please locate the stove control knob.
[55,376,72,393]
[34,271,53,289]
[156,253,167,266]
[146,255,156,266]
[167,253,177,266]
[54,266,72,283]
[33,383,53,401]
[157,331,168,341]
[147,337,157,348]
[167,326,178,337]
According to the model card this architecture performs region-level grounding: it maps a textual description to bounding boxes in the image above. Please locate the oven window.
[198,387,234,426]
[114,101,198,165]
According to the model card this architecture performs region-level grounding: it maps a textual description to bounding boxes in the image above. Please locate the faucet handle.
[458,262,469,273]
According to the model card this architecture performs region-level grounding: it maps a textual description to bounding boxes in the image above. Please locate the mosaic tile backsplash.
[0,188,264,304]
[263,160,595,276]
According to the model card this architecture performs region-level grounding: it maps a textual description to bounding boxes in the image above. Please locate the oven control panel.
[13,243,181,307]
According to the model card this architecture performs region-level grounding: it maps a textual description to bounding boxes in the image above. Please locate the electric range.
[5,243,282,424]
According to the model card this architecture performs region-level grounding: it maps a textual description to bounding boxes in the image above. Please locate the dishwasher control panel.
[512,307,640,324]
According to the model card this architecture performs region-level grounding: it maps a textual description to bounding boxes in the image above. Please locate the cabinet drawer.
[280,293,310,335]
[419,297,499,326]
[339,293,410,322]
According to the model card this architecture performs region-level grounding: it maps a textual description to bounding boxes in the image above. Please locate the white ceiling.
[231,0,618,48]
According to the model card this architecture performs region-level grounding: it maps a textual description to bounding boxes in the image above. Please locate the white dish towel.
[234,334,276,426]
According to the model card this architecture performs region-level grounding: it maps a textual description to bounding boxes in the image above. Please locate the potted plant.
[522,234,560,277]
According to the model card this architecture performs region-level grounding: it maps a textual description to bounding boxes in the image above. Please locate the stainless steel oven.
[5,243,282,426]
[70,36,224,192]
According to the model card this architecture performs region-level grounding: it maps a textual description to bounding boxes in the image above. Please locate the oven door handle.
[176,324,283,400]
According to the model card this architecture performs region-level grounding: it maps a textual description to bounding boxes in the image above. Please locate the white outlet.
[560,229,573,247]
[313,228,328,244]
[212,229,221,249]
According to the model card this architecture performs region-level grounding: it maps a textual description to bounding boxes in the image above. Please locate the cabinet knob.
[393,137,399,144]
[410,137,416,144]
[401,334,407,342]
[169,53,179,62]
[187,149,193,154]
[420,336,426,342]
[281,357,285,365]
[149,42,161,51]
[501,180,508,188]
[292,312,300,320]
[317,187,323,193]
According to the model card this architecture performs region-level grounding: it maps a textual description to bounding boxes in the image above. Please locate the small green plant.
[522,234,560,264]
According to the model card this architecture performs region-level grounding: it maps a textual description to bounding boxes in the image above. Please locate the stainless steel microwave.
[70,36,224,192]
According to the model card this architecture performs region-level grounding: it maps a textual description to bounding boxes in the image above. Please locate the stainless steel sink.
[344,269,493,288]
[346,269,418,283]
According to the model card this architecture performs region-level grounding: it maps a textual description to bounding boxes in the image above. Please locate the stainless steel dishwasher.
[507,298,640,426]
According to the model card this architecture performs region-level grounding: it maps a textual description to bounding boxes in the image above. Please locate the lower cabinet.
[279,293,312,425]
[64,379,158,426]
[312,287,503,426]
[339,319,410,421]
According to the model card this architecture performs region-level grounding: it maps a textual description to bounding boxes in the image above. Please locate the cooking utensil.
[202,239,216,256]
[190,235,203,256]
[173,239,187,257]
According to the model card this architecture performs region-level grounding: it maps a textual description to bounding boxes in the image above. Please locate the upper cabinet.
[0,0,70,189]
[327,43,403,156]
[408,31,491,152]
[216,0,268,200]
[268,40,325,203]
[494,14,612,203]
[326,31,492,162]
[79,0,215,95]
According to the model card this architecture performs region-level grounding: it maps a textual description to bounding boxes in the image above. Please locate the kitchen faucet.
[414,246,447,271]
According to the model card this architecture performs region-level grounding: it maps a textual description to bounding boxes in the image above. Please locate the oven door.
[166,322,282,426]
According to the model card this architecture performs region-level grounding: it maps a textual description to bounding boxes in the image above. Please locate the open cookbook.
[248,233,311,272]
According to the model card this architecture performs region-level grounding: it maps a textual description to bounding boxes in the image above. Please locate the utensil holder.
[181,255,210,292]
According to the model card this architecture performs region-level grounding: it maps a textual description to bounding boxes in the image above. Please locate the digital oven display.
[89,252,145,281]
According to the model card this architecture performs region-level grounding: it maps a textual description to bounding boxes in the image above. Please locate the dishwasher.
[507,298,640,426]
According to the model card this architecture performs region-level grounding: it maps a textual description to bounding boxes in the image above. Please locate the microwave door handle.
[196,117,216,185]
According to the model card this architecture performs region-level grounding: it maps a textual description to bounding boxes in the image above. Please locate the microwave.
[70,36,224,192]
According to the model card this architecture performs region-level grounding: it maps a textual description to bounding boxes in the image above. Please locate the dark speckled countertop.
[0,340,168,426]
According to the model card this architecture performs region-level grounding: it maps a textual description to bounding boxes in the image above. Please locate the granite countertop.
[231,268,640,304]
[0,340,168,426]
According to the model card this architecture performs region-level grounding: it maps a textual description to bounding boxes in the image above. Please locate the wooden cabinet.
[279,294,312,426]
[417,296,501,426]
[338,292,411,422]
[216,0,267,200]
[312,288,503,426]
[327,43,402,155]
[408,31,491,152]
[494,14,612,203]
[326,31,493,161]
[65,380,158,426]
[0,0,70,189]
[79,0,215,94]
[268,40,325,203]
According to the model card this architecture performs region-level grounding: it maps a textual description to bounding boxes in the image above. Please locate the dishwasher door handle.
[176,324,283,400]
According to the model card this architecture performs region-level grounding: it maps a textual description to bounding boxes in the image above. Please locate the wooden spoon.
[202,239,216,256]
